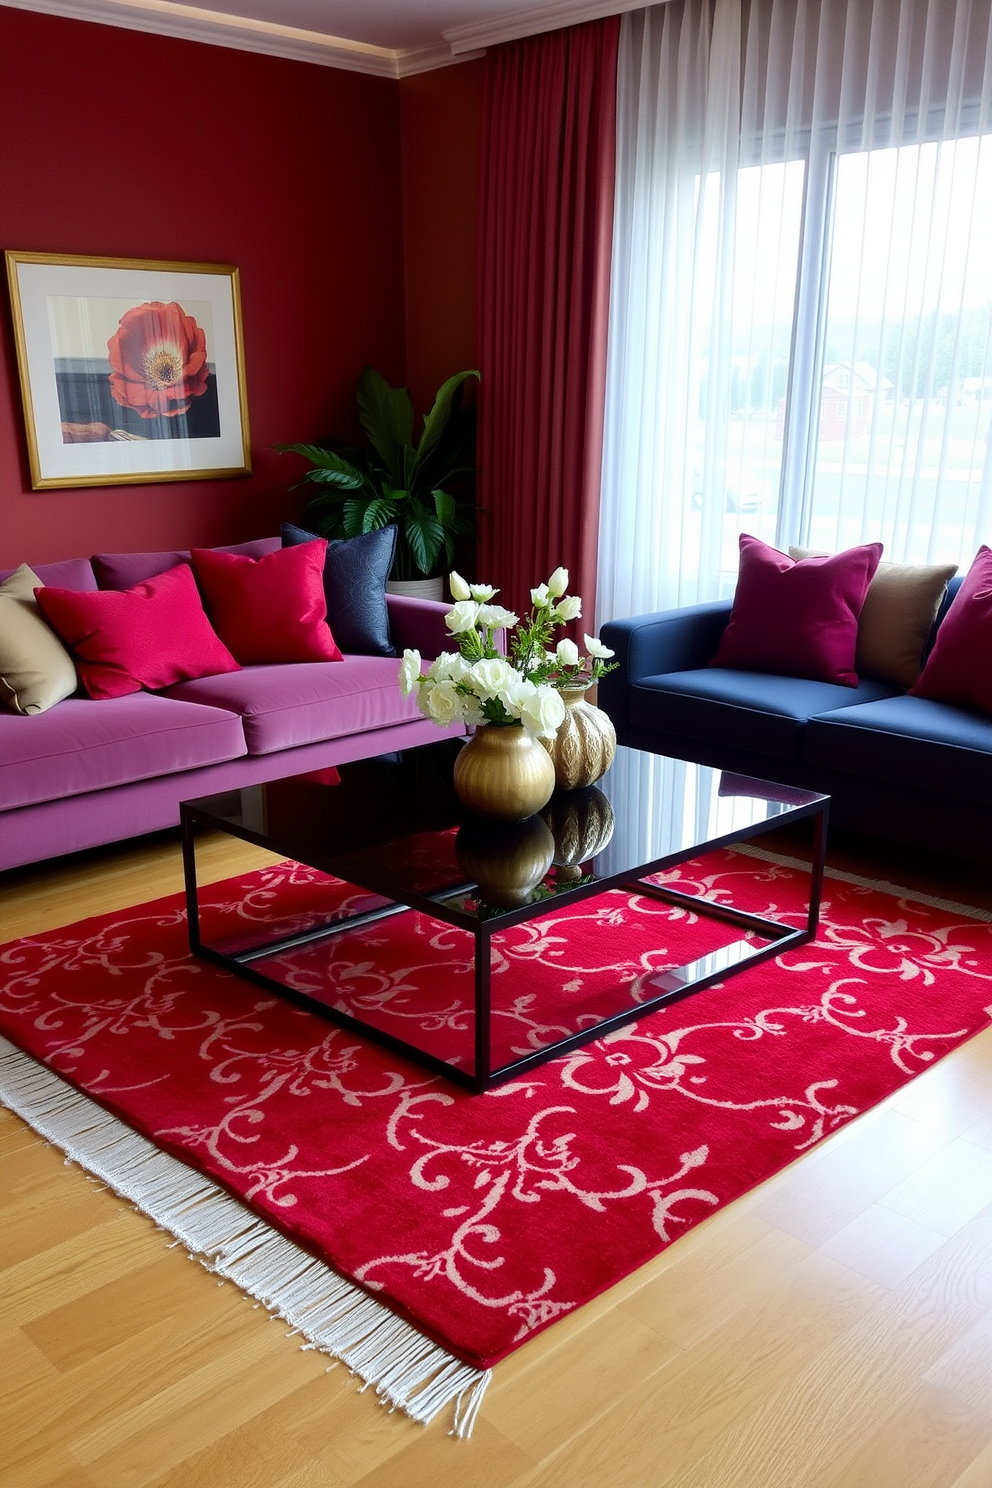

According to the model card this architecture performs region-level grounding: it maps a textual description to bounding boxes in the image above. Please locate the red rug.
[2,848,991,1394]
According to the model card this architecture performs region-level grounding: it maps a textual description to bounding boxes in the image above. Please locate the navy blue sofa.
[598,577,992,862]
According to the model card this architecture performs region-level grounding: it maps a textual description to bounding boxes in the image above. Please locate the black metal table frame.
[181,789,829,1094]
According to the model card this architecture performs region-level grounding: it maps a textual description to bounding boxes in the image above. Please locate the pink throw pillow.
[711,535,884,686]
[35,562,240,700]
[911,546,992,714]
[191,540,342,665]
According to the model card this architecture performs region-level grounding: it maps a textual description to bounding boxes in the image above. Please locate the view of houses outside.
[684,137,992,594]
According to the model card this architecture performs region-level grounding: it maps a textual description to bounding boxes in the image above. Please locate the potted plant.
[278,365,480,596]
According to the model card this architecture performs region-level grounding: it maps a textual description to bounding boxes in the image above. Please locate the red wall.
[398,60,484,574]
[399,60,484,417]
[0,7,407,566]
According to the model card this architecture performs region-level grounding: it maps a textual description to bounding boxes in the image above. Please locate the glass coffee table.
[181,738,828,1092]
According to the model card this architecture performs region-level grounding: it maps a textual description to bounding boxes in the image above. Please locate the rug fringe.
[730,843,992,921]
[0,1035,491,1435]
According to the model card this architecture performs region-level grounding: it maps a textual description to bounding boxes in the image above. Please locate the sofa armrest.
[386,594,452,660]
[598,601,733,731]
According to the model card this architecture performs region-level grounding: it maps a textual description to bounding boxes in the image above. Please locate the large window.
[598,0,992,623]
[802,137,992,563]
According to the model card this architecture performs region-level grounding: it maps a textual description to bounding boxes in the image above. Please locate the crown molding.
[0,0,638,75]
[0,0,472,77]
[396,41,483,77]
[444,0,658,55]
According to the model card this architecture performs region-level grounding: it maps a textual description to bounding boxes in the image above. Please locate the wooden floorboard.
[2,825,992,1487]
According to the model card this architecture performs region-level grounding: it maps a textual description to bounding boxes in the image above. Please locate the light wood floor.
[3,828,992,1488]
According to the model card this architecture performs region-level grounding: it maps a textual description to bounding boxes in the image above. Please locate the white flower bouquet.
[398,568,615,737]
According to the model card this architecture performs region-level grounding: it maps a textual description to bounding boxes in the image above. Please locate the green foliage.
[278,366,480,580]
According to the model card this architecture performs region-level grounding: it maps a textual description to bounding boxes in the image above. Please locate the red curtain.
[477,17,620,626]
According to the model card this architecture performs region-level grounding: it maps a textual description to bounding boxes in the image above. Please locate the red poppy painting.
[107,301,210,419]
[5,251,251,488]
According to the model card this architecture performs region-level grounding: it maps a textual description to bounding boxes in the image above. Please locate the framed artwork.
[5,251,252,489]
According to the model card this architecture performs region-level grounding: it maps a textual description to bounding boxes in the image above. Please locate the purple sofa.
[0,538,451,872]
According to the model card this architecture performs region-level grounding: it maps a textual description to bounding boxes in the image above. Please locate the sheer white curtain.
[597,0,992,624]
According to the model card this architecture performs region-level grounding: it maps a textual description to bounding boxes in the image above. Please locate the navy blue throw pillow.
[280,522,397,656]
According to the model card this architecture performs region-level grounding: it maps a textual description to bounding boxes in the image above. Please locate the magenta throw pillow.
[35,562,240,700]
[191,540,343,665]
[712,535,884,685]
[911,546,992,714]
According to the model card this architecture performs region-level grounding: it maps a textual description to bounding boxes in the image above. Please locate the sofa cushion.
[165,657,422,755]
[805,694,992,805]
[36,563,241,699]
[92,537,281,590]
[0,558,98,591]
[191,541,343,665]
[281,521,397,657]
[0,565,79,715]
[630,668,898,761]
[712,535,883,685]
[790,548,957,688]
[0,693,247,810]
[911,546,992,715]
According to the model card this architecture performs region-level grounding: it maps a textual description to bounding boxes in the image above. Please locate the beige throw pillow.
[789,548,957,688]
[0,564,79,714]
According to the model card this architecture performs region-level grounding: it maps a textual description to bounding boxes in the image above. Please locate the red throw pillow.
[191,540,342,665]
[911,545,992,714]
[35,562,240,700]
[711,535,884,686]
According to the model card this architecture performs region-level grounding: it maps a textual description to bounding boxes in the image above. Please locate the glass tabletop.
[183,738,826,929]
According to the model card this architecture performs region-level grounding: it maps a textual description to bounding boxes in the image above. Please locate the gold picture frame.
[5,251,251,489]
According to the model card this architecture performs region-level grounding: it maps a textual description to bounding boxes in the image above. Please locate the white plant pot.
[386,577,446,602]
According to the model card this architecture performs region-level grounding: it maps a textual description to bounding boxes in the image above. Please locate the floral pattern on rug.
[1,848,990,1367]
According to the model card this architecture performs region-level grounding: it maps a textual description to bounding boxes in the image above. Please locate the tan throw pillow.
[789,548,957,688]
[0,564,79,714]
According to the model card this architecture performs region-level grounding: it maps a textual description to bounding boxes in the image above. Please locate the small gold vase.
[452,724,557,820]
[541,685,617,790]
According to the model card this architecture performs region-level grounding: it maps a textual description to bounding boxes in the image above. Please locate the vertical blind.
[597,0,992,623]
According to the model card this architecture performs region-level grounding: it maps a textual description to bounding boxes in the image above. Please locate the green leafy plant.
[278,365,480,581]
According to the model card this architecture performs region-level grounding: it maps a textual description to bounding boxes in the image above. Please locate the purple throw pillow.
[92,537,280,590]
[712,534,884,686]
[911,545,992,714]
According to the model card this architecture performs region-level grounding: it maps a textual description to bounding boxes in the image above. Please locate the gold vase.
[542,786,615,884]
[452,724,557,820]
[456,815,555,907]
[541,685,617,790]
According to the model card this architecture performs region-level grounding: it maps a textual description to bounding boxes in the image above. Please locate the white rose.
[426,680,464,727]
[416,686,434,719]
[555,595,583,623]
[477,604,518,630]
[426,649,461,681]
[445,600,481,635]
[449,571,472,601]
[519,685,566,738]
[398,649,422,695]
[547,567,569,598]
[556,638,580,668]
[470,657,515,698]
[530,583,551,607]
[469,583,497,602]
[459,692,485,726]
[498,671,534,716]
[584,634,615,659]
